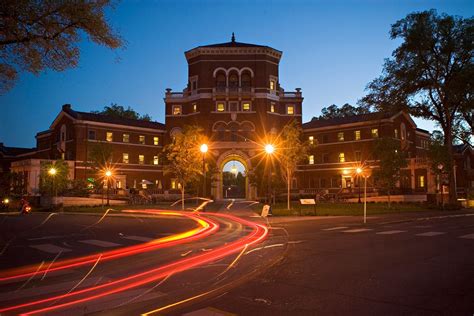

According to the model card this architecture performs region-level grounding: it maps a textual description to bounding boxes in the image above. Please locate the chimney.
[62,104,72,111]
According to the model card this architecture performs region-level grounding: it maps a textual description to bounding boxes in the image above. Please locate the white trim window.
[139,154,145,165]
[153,136,159,146]
[172,105,182,115]
[153,155,159,165]
[123,133,130,143]
[123,153,129,164]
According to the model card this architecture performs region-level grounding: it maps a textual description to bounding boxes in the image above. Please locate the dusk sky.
[1,0,472,148]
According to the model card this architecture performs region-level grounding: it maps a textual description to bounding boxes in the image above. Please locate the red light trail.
[0,211,268,315]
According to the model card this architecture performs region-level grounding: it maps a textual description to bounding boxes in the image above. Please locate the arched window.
[228,122,239,141]
[228,73,239,88]
[216,72,226,88]
[241,72,251,88]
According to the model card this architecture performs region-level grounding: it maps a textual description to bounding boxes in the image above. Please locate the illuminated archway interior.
[222,160,246,198]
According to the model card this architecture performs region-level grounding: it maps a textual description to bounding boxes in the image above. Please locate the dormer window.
[172,105,182,115]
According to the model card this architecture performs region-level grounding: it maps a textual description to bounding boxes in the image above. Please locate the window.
[229,101,239,112]
[322,153,329,163]
[192,103,197,112]
[192,80,197,90]
[419,175,425,188]
[287,105,294,115]
[123,133,130,143]
[242,102,251,111]
[139,155,145,165]
[270,103,275,113]
[354,130,361,140]
[172,105,182,115]
[153,155,159,165]
[154,137,159,145]
[106,132,113,142]
[355,151,361,161]
[139,135,145,144]
[394,129,399,139]
[88,130,96,140]
[322,135,328,144]
[123,153,129,164]
[339,152,345,162]
[216,102,225,112]
[337,132,344,141]
[371,128,379,138]
[308,136,314,145]
[270,80,276,90]
[401,123,407,140]
[308,155,314,165]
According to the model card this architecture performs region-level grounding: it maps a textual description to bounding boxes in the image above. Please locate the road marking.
[459,233,474,239]
[342,228,373,233]
[30,244,71,254]
[121,235,153,242]
[79,239,121,247]
[416,232,445,237]
[376,230,406,235]
[323,226,348,231]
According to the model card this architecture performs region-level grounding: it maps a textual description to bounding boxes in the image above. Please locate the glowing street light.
[48,167,57,206]
[48,167,57,176]
[104,169,113,206]
[264,143,275,204]
[356,167,368,224]
[200,144,208,198]
[264,144,275,154]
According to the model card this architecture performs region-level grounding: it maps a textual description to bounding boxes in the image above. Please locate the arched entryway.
[213,151,256,200]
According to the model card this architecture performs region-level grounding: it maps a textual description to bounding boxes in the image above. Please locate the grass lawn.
[44,201,181,214]
[253,202,431,216]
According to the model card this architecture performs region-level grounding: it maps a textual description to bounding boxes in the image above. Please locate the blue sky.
[1,0,472,148]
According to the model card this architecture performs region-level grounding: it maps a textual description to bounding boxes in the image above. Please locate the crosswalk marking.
[322,227,348,231]
[342,228,373,233]
[376,230,406,235]
[30,243,71,254]
[122,235,153,242]
[459,233,474,239]
[79,239,121,247]
[416,232,445,237]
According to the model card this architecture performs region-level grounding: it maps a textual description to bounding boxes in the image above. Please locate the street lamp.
[356,167,362,203]
[48,167,57,206]
[104,169,112,206]
[200,144,208,198]
[264,144,275,204]
[356,167,367,224]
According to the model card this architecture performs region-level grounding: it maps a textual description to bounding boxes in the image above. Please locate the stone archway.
[213,150,256,200]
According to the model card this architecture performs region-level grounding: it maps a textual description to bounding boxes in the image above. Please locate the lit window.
[123,153,129,164]
[172,105,182,115]
[339,152,345,162]
[217,102,225,112]
[171,179,177,189]
[287,105,294,115]
[106,132,113,142]
[270,80,276,90]
[419,175,425,188]
[338,132,344,141]
[139,155,145,165]
[192,103,197,112]
[139,135,145,144]
[308,136,314,145]
[123,133,130,143]
[242,102,251,111]
[308,155,314,165]
[394,129,399,139]
[354,130,361,140]
[142,182,147,189]
[153,155,159,165]
[154,137,159,145]
[371,128,379,138]
[270,103,275,113]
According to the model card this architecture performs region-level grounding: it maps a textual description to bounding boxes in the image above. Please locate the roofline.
[184,45,283,61]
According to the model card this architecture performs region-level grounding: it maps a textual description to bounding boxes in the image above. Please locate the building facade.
[2,37,473,199]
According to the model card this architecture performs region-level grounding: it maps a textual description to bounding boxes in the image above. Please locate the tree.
[317,103,371,120]
[92,104,152,121]
[277,120,311,210]
[372,138,408,208]
[40,160,70,196]
[361,10,473,204]
[0,0,123,94]
[163,126,206,210]
[427,132,452,205]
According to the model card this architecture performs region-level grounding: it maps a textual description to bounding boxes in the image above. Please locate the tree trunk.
[287,167,291,211]
[443,130,457,205]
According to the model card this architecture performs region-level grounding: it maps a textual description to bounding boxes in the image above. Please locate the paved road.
[184,209,474,316]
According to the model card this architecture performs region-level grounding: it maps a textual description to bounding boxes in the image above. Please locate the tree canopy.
[316,103,371,120]
[360,10,473,203]
[0,0,123,94]
[92,104,152,121]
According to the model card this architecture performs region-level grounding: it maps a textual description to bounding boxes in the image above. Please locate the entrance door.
[222,160,246,198]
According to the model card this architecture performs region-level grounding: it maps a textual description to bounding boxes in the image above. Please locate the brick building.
[2,37,473,199]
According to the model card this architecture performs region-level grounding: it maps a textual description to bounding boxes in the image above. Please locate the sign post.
[300,199,316,215]
[261,204,271,217]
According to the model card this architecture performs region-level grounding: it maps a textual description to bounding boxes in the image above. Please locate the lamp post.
[356,167,362,203]
[105,169,112,206]
[48,167,57,206]
[200,144,208,198]
[356,167,367,224]
[265,144,275,204]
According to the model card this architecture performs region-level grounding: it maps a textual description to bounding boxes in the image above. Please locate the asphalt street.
[188,210,474,316]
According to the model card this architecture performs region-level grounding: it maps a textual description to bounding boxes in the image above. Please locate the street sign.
[300,199,316,205]
[261,204,271,217]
